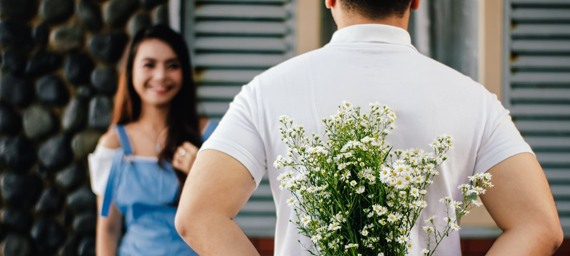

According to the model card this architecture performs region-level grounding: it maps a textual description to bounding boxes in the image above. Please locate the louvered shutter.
[504,0,570,234]
[183,0,296,237]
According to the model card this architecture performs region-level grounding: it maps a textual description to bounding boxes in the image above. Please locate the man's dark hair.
[341,0,413,20]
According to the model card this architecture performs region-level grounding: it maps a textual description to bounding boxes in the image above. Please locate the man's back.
[202,24,532,255]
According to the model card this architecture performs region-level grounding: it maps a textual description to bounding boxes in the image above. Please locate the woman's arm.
[96,196,123,256]
[94,131,123,256]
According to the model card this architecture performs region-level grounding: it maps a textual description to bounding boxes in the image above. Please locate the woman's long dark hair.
[111,25,202,198]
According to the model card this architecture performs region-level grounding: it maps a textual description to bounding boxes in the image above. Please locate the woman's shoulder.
[99,129,121,149]
[89,129,122,196]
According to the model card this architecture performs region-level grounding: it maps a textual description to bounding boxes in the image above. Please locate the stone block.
[88,32,128,63]
[0,173,42,208]
[23,105,57,140]
[76,0,103,32]
[0,74,33,108]
[31,218,67,253]
[38,134,73,170]
[40,0,74,24]
[36,75,70,106]
[88,96,113,130]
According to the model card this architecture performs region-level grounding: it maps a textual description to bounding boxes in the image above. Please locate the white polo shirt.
[200,24,533,256]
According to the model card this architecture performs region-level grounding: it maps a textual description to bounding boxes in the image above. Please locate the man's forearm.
[487,227,562,255]
[177,213,260,256]
[175,150,260,255]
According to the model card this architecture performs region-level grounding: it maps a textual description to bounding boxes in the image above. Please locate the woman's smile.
[147,83,174,95]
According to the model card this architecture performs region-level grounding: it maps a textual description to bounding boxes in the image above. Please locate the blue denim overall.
[101,122,217,255]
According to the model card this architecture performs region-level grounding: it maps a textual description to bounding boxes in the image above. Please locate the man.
[175,0,563,255]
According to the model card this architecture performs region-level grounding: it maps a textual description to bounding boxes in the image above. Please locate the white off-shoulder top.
[88,146,161,195]
[88,121,217,196]
[88,146,116,195]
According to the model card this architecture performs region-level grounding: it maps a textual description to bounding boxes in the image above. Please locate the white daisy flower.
[300,215,311,226]
[423,226,434,233]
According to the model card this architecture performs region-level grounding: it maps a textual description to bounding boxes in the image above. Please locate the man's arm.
[175,149,260,256]
[482,152,563,255]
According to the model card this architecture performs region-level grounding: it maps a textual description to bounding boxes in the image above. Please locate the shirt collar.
[327,24,418,52]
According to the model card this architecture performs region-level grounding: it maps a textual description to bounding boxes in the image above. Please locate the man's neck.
[336,13,411,31]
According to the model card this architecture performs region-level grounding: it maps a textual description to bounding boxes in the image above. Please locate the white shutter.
[503,0,570,234]
[183,0,297,237]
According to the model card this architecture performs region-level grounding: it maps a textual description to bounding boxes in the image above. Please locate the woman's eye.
[144,63,154,68]
[168,64,180,69]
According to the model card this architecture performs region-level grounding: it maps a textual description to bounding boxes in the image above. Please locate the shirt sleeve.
[88,145,117,195]
[473,92,534,175]
[199,78,267,187]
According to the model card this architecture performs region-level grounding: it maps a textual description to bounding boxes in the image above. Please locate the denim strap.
[100,149,125,217]
[116,125,134,155]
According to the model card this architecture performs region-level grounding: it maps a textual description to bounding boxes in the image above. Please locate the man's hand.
[175,149,259,256]
[483,153,563,255]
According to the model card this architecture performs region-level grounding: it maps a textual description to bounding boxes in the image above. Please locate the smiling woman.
[87,25,218,256]
[132,39,183,103]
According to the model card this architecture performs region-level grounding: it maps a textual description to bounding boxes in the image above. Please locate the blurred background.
[0,0,568,255]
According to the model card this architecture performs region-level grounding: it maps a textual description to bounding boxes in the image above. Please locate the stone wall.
[0,0,169,255]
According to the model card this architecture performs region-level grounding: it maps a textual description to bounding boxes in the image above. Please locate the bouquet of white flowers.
[274,101,493,256]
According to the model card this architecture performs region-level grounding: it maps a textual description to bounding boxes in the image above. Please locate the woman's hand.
[172,142,199,174]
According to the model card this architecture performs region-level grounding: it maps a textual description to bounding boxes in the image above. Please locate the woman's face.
[132,38,183,107]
